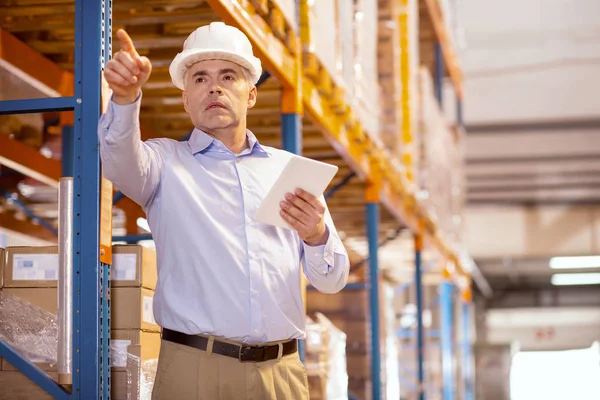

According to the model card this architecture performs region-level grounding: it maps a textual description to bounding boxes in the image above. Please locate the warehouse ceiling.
[460,0,600,207]
[458,0,600,300]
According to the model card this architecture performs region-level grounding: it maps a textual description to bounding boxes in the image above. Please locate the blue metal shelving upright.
[366,193,381,400]
[0,0,112,398]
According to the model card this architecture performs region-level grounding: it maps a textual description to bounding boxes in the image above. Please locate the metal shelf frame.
[0,1,471,399]
[0,0,112,399]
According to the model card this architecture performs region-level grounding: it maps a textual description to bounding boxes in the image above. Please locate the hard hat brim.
[169,49,262,90]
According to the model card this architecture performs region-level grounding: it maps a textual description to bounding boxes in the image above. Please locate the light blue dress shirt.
[98,94,350,344]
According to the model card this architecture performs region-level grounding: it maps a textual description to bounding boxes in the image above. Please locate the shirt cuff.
[303,226,337,275]
[100,92,142,136]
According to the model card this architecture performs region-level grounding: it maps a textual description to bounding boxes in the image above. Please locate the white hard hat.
[169,22,262,90]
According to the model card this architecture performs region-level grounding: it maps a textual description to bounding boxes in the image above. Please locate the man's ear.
[182,91,190,113]
[247,86,257,109]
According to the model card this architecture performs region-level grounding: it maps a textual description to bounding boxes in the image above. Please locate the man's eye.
[195,77,205,83]
[224,75,234,80]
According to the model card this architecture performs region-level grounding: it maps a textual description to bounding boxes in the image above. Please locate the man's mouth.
[206,101,227,110]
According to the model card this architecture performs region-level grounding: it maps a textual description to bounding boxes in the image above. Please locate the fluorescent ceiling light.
[551,273,600,286]
[549,256,600,269]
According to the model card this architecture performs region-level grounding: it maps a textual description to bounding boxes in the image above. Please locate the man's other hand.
[280,188,329,246]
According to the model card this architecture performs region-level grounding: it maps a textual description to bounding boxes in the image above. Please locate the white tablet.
[252,155,339,229]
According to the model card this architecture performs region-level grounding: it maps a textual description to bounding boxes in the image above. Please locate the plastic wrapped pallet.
[353,0,380,141]
[305,315,328,377]
[377,0,402,155]
[305,313,349,400]
[417,66,464,243]
[381,284,401,400]
[0,290,58,366]
[336,0,356,106]
[301,0,338,84]
[0,291,160,399]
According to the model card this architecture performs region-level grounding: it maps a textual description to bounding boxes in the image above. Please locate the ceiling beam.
[467,170,600,183]
[466,117,600,134]
[469,182,600,194]
[467,198,600,207]
[0,27,73,97]
[467,153,600,165]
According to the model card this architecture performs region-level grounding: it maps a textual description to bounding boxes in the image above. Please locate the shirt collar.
[187,128,271,157]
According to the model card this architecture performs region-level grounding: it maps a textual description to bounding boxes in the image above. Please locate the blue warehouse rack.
[0,0,113,398]
[0,1,474,400]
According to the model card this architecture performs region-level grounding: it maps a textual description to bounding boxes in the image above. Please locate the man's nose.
[209,85,223,95]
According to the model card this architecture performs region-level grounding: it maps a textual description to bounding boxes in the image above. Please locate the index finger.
[116,29,139,57]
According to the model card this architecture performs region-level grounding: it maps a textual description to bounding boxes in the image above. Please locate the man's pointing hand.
[104,29,152,105]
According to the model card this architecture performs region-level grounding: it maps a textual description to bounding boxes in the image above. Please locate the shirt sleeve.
[97,92,164,209]
[301,196,350,294]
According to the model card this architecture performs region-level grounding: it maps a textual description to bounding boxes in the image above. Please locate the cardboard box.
[1,287,58,314]
[307,289,369,319]
[110,330,161,372]
[3,287,158,332]
[0,247,5,288]
[3,246,58,288]
[112,370,128,400]
[0,371,58,399]
[111,245,157,290]
[111,287,159,332]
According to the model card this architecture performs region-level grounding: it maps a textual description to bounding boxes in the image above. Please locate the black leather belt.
[162,328,298,362]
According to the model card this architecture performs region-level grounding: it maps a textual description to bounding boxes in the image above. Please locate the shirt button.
[251,289,258,296]
[253,328,259,333]
[246,216,252,224]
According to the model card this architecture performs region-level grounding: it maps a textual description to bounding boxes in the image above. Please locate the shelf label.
[12,253,59,281]
[143,296,156,325]
[112,253,137,281]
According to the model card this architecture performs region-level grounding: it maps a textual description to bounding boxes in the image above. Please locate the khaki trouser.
[151,338,310,400]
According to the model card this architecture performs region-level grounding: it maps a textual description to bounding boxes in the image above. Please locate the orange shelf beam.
[0,212,58,244]
[0,135,61,187]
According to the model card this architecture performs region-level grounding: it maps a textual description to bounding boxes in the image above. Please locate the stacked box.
[417,67,465,245]
[377,0,402,155]
[354,0,380,141]
[0,245,160,399]
[109,244,160,399]
[307,277,394,400]
[0,371,58,399]
[336,0,356,106]
[301,0,339,83]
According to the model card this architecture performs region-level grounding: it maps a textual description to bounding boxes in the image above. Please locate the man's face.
[182,59,257,132]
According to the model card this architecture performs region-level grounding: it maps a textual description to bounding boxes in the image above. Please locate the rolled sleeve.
[99,93,143,143]
[98,92,164,209]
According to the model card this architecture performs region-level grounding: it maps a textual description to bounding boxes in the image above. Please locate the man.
[99,22,350,399]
